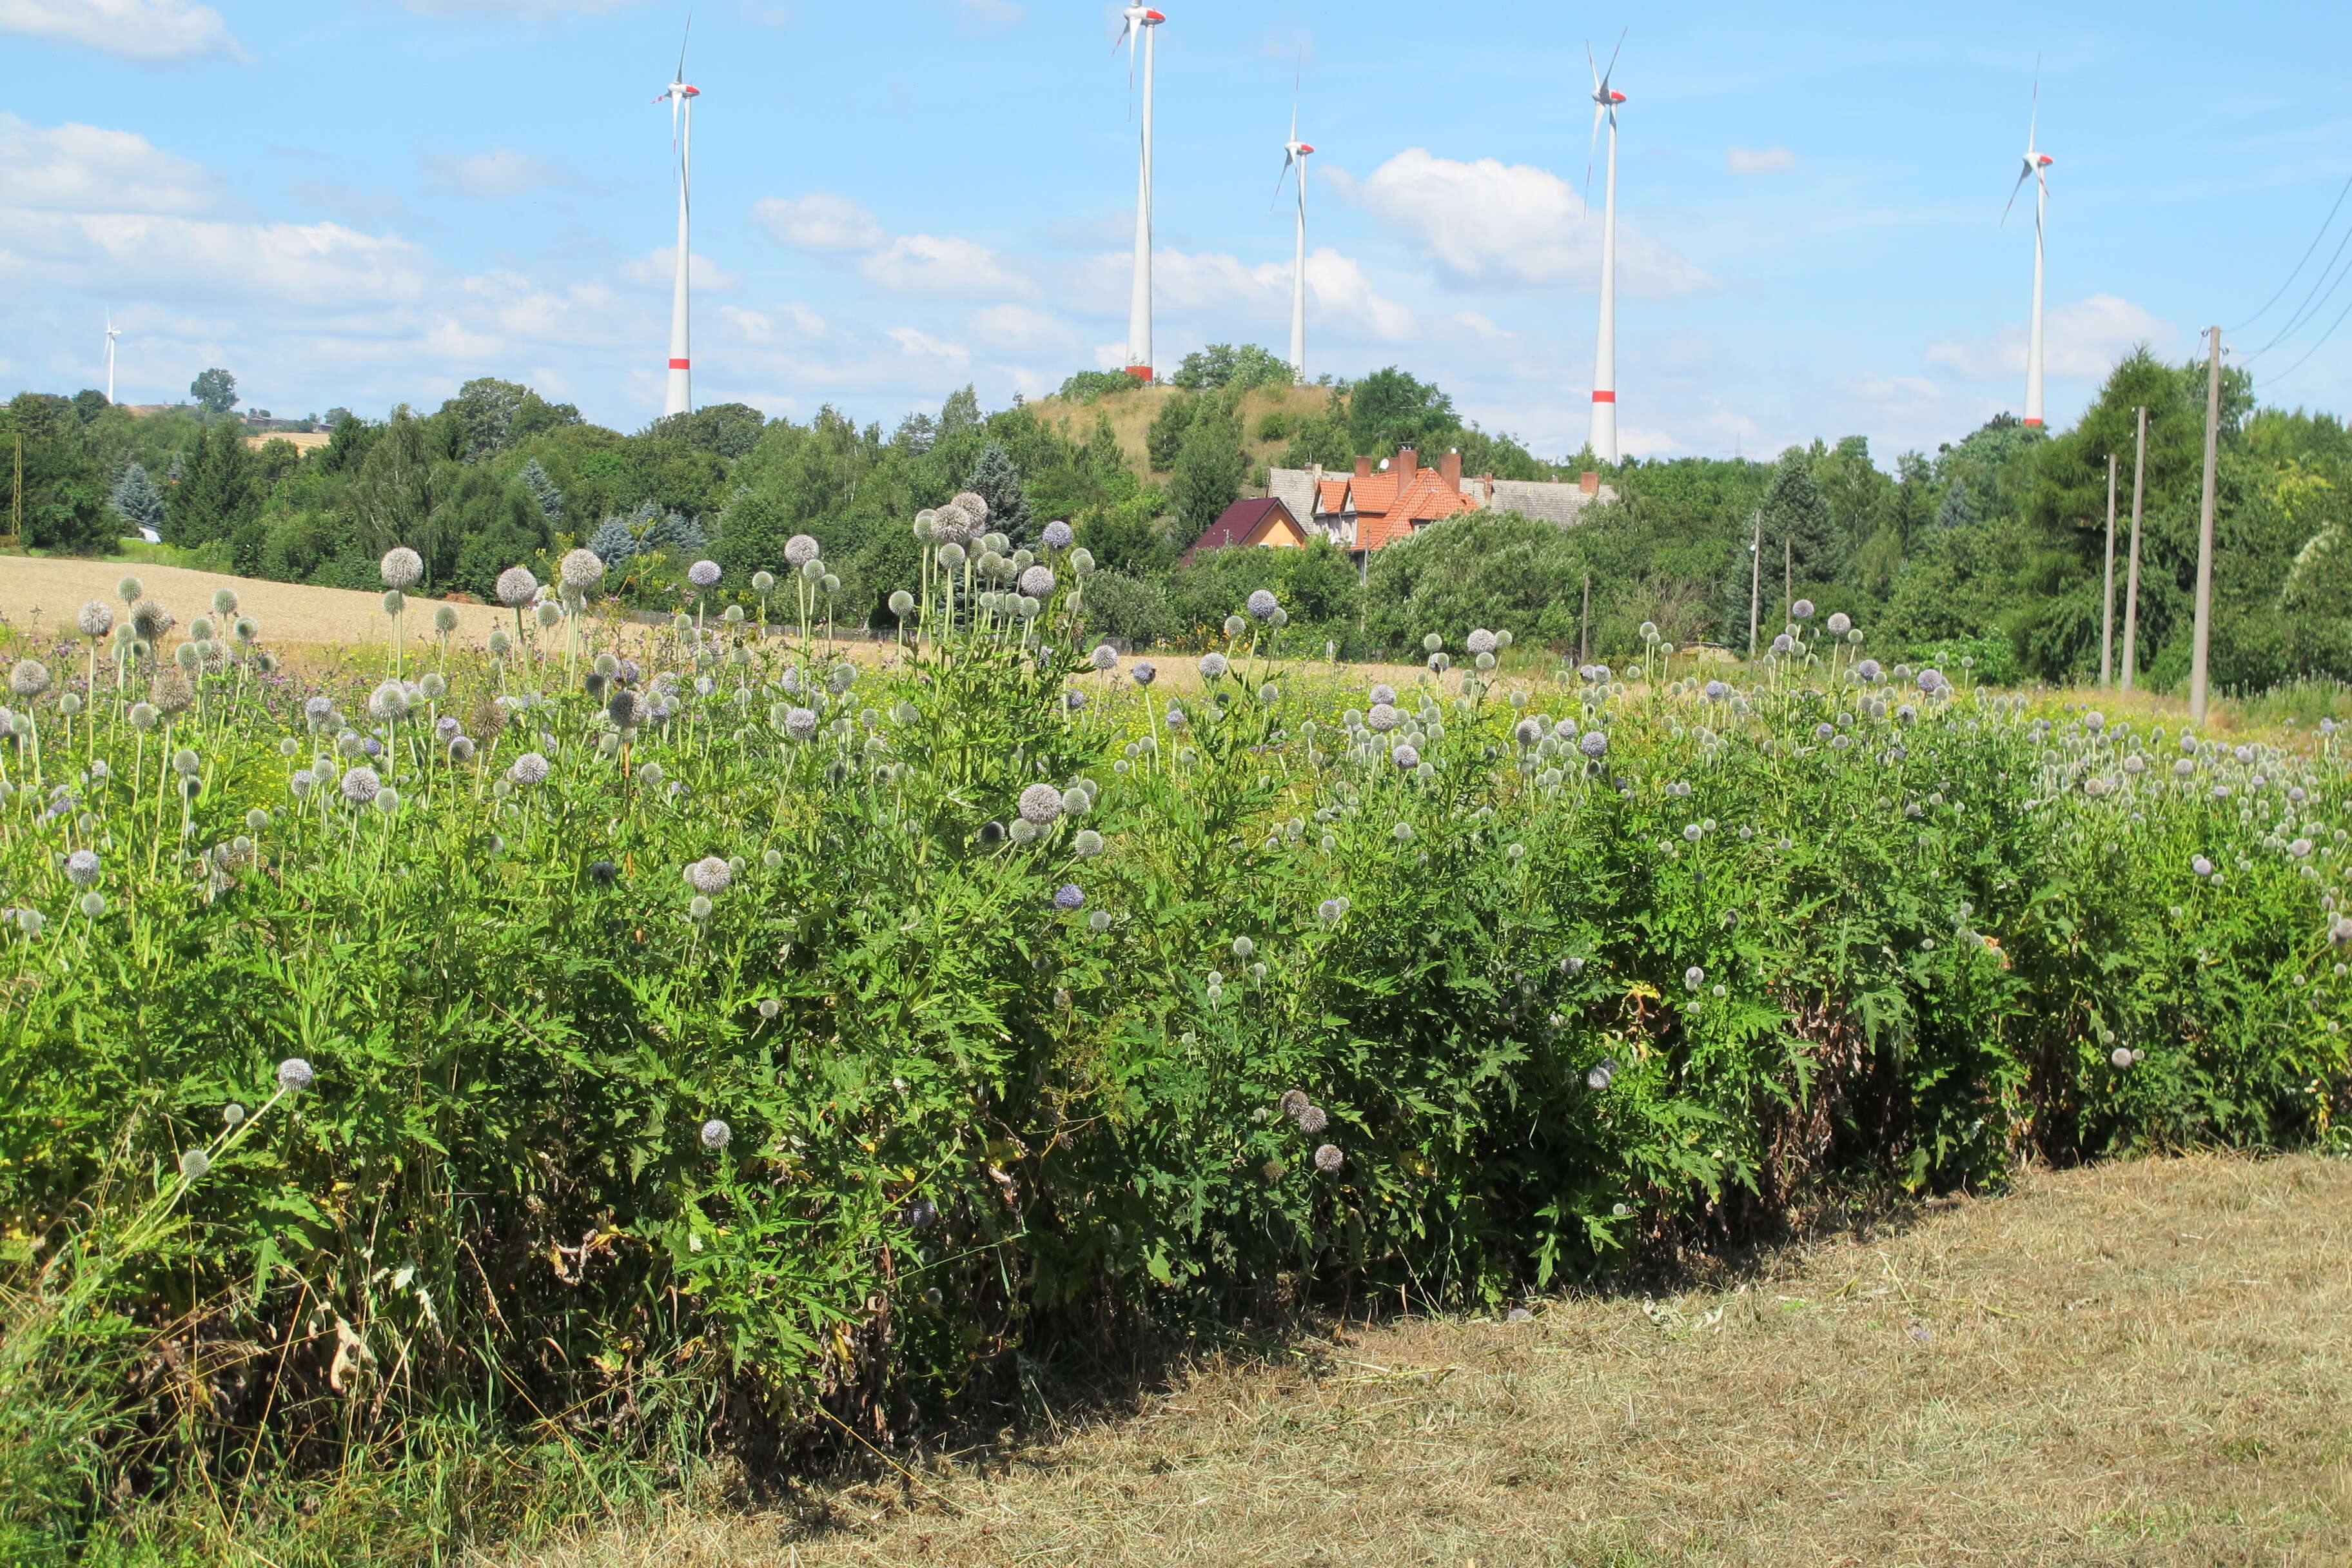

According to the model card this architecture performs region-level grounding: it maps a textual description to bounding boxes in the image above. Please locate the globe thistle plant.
[509,752,550,787]
[277,1058,315,1092]
[380,547,424,591]
[1018,783,1065,825]
[1042,520,1075,549]
[700,1119,732,1152]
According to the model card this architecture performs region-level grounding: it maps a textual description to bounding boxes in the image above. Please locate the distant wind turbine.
[1114,5,1164,381]
[103,311,120,404]
[655,17,701,420]
[2002,66,2054,428]
[1274,79,1313,381]
[1585,31,1627,464]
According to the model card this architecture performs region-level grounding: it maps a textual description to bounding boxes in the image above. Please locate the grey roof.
[1483,478,1616,525]
[1267,467,1320,525]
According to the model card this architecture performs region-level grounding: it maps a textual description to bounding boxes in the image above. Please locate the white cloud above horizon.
[1924,294,2180,383]
[1725,145,1799,176]
[0,0,243,61]
[1329,148,1717,299]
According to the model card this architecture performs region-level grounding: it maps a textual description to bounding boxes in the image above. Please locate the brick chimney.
[1354,453,1373,480]
[1440,448,1462,488]
[1579,471,1600,495]
[1396,446,1418,479]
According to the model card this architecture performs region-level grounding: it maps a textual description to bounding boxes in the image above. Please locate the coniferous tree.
[521,458,565,530]
[110,463,167,537]
[1760,451,1839,582]
[587,511,642,567]
[1934,478,1975,531]
[169,422,257,547]
[965,441,1032,542]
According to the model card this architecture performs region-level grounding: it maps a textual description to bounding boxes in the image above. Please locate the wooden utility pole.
[2190,328,2222,723]
[1747,509,1763,657]
[1782,537,1792,627]
[2099,453,2118,686]
[2121,406,2148,692]
[10,432,20,544]
[1580,572,1591,663]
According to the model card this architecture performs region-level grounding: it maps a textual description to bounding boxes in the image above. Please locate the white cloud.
[1304,249,1415,340]
[0,210,432,306]
[858,233,1030,300]
[718,302,827,345]
[620,246,740,292]
[754,193,887,254]
[966,304,1075,353]
[943,0,1020,28]
[0,0,242,61]
[0,113,225,215]
[1072,244,1412,341]
[1455,310,1505,339]
[422,148,564,200]
[1337,147,1716,299]
[885,326,970,363]
[1726,145,1799,177]
[364,0,652,16]
[1923,294,2179,382]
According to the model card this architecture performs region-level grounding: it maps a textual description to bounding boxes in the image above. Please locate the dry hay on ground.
[495,1154,2352,1568]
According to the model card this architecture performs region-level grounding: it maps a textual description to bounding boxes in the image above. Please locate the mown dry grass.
[495,1155,2352,1568]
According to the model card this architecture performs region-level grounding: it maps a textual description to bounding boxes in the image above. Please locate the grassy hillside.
[1026,381,1337,487]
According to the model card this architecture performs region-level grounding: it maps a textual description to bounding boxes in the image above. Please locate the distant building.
[1248,447,1618,562]
[1182,497,1306,565]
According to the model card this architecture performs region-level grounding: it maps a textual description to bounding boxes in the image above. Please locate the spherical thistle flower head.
[1391,821,1415,843]
[1221,614,1248,640]
[8,660,50,698]
[1086,643,1119,674]
[937,541,968,569]
[1685,965,1705,992]
[428,603,460,636]
[1512,716,1542,749]
[1187,652,1230,685]
[178,1147,211,1181]
[1019,564,1057,598]
[700,1118,732,1152]
[378,547,424,591]
[509,752,550,787]
[2191,854,2214,878]
[367,681,411,725]
[557,547,605,593]
[2110,1046,2133,1070]
[1018,782,1065,825]
[1313,1142,1344,1174]
[1049,882,1086,913]
[1580,730,1610,759]
[782,706,818,741]
[1290,1100,1330,1135]
[495,565,540,608]
[1243,587,1282,623]
[887,589,917,620]
[783,533,822,569]
[686,558,721,590]
[685,856,733,896]
[1366,702,1401,734]
[1703,679,1729,701]
[688,894,714,920]
[1130,660,1157,687]
[1391,742,1421,770]
[277,1057,315,1093]
[77,600,116,640]
[1467,627,1498,656]
[607,689,643,730]
[1042,519,1075,549]
[64,848,100,888]
[338,765,382,806]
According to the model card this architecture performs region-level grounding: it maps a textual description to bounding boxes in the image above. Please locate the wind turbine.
[1585,32,1626,465]
[1114,5,1165,381]
[1274,83,1313,381]
[654,19,701,420]
[2002,68,2054,428]
[103,311,120,404]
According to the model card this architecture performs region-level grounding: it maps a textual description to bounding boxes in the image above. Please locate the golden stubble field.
[497,1155,2352,1568]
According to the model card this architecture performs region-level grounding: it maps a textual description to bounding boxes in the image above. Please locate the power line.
[2246,197,2352,363]
[2229,172,2352,334]
[2256,286,2352,389]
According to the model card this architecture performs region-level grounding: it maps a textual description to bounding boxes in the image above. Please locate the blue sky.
[6,0,2351,466]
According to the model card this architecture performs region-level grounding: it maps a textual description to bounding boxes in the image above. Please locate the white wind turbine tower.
[103,311,120,404]
[1274,86,1314,380]
[2002,68,2055,428]
[655,21,701,420]
[1114,5,1165,380]
[1585,32,1627,464]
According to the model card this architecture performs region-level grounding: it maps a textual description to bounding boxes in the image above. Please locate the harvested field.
[500,1155,2352,1568]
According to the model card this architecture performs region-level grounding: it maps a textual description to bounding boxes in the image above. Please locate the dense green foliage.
[2,527,2349,1559]
[11,345,2352,688]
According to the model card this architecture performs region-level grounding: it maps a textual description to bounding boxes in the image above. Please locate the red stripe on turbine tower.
[669,358,691,369]
[1592,389,1616,403]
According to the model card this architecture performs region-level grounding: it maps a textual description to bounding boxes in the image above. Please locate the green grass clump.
[1,560,2346,1562]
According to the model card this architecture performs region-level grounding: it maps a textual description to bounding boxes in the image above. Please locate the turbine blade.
[2000,164,2030,227]
[1273,153,1293,209]
[1601,25,1626,90]
[676,6,692,80]
[1587,37,1600,93]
